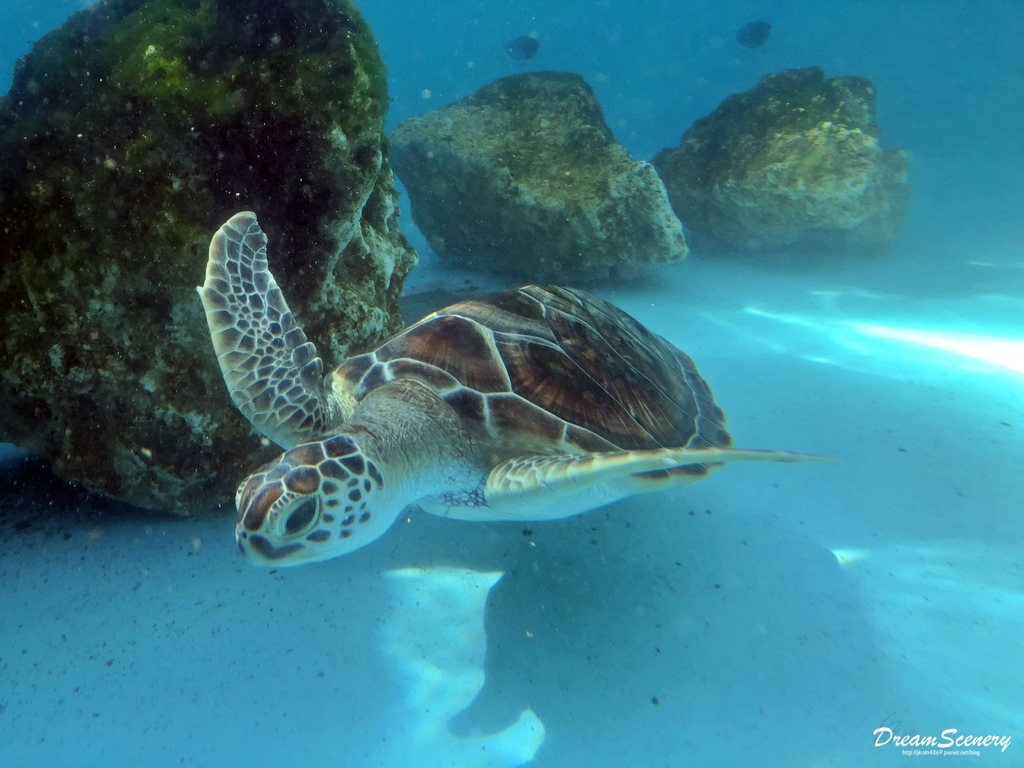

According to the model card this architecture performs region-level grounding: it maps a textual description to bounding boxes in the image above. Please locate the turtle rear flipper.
[198,211,348,449]
[472,447,826,521]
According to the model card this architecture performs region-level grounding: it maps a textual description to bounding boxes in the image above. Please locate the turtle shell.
[327,285,732,456]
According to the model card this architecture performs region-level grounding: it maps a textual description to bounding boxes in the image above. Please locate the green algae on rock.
[0,0,415,514]
[652,67,910,258]
[390,72,687,283]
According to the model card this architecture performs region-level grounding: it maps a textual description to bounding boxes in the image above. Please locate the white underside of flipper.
[462,446,824,522]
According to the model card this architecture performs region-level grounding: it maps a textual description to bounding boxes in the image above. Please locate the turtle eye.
[285,498,319,535]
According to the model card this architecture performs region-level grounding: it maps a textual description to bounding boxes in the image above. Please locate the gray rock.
[0,0,416,514]
[390,72,687,282]
[652,67,910,257]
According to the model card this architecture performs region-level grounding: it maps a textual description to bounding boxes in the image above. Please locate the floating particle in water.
[736,20,772,49]
[507,34,540,61]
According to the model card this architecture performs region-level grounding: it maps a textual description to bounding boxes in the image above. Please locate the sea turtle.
[198,212,812,566]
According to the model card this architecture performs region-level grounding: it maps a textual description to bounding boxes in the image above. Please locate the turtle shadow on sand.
[381,497,901,767]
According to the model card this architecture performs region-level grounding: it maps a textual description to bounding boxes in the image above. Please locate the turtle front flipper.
[198,212,348,449]
[478,447,826,521]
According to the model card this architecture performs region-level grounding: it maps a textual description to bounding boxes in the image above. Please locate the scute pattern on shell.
[328,285,732,454]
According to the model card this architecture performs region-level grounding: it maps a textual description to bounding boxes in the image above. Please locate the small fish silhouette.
[507,35,540,61]
[736,21,772,49]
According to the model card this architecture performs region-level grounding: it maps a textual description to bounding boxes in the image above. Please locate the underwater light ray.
[738,305,1024,379]
[852,325,1024,375]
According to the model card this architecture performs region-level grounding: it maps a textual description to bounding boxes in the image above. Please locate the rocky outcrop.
[390,72,687,282]
[652,67,910,257]
[0,0,416,514]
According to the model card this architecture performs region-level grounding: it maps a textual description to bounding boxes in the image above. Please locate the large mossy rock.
[652,67,910,257]
[0,0,416,514]
[390,72,687,282]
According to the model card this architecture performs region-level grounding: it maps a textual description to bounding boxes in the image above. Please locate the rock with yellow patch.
[0,0,416,514]
[652,67,910,257]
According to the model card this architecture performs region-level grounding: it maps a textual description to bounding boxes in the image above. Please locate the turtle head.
[234,432,394,566]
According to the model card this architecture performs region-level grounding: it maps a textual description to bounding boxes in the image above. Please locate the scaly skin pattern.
[234,378,481,565]
[235,430,386,563]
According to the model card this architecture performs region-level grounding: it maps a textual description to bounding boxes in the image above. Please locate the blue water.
[1,1,1022,766]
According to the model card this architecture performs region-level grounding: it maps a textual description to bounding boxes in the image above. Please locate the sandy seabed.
[1,217,1021,768]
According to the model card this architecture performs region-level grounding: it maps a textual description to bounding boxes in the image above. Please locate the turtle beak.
[237,532,305,562]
